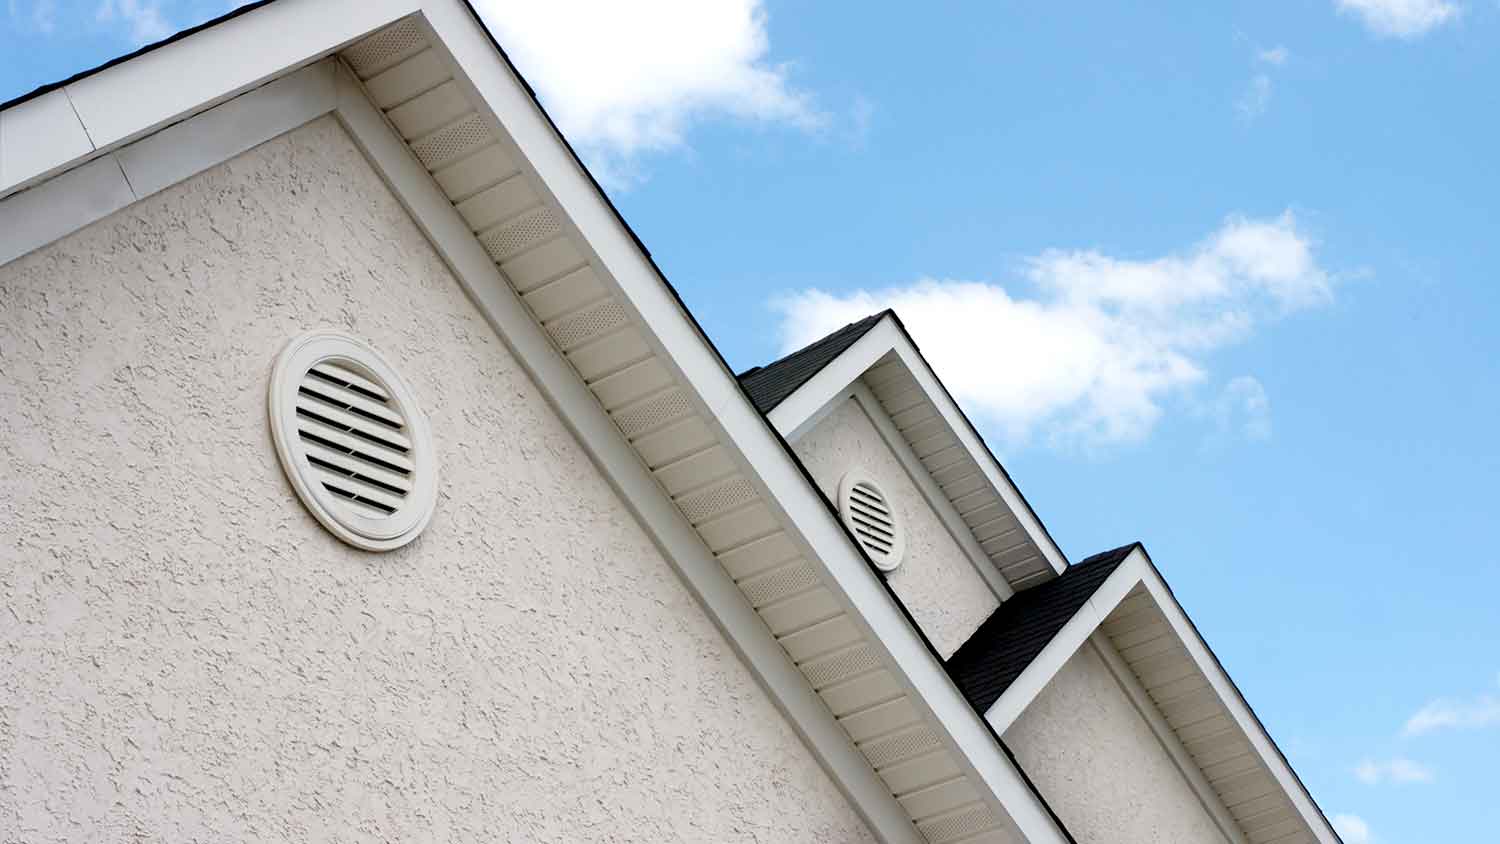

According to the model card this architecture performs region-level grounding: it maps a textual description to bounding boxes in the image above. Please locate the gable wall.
[1003,641,1229,844]
[0,115,874,842]
[793,396,1000,659]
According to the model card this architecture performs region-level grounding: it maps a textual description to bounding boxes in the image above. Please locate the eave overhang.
[965,545,1343,844]
[0,4,1082,843]
[752,312,1068,593]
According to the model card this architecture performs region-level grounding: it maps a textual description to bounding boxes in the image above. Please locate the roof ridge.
[737,311,888,414]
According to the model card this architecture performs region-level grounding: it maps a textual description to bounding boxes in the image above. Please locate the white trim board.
[0,0,422,198]
[983,551,1146,733]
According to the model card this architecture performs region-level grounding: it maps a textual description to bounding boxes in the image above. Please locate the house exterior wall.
[793,396,1000,659]
[1003,643,1229,844]
[0,115,875,843]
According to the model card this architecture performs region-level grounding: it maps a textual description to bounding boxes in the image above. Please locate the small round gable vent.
[838,470,905,572]
[268,331,437,551]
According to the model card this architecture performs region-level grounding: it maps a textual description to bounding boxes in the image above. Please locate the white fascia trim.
[770,317,1068,578]
[772,318,900,443]
[329,64,922,842]
[1,60,340,266]
[0,0,420,198]
[412,9,1072,842]
[984,550,1149,733]
[1137,566,1342,844]
[1088,633,1244,844]
[846,383,1013,602]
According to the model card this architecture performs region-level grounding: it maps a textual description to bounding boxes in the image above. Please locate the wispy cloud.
[1403,676,1500,736]
[472,0,822,186]
[1237,73,1273,122]
[6,0,58,32]
[1257,45,1291,66]
[1332,813,1374,844]
[1354,757,1436,784]
[95,0,171,44]
[1199,375,1273,444]
[1236,43,1289,124]
[772,211,1335,450]
[1335,0,1461,38]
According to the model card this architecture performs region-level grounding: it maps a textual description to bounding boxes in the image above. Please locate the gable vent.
[269,331,437,551]
[838,470,906,572]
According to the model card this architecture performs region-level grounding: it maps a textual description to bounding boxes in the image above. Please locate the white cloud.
[6,0,57,32]
[1335,0,1460,38]
[1403,677,1500,736]
[1237,73,1273,122]
[772,211,1333,449]
[1354,757,1436,784]
[471,0,820,182]
[1257,45,1290,65]
[95,0,170,44]
[1201,376,1272,443]
[1332,813,1374,844]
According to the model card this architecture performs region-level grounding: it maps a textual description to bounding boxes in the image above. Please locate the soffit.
[338,16,1030,844]
[1100,587,1323,844]
[860,351,1055,590]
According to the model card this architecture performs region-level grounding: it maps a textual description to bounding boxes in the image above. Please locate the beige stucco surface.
[0,116,876,843]
[793,397,999,659]
[1004,643,1228,844]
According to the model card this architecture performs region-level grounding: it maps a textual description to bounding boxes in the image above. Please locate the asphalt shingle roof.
[737,312,888,414]
[944,543,1138,715]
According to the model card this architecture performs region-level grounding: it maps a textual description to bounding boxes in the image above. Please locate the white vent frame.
[268,330,437,551]
[838,469,906,572]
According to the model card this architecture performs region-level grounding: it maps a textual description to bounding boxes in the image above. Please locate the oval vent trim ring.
[268,331,437,551]
[838,470,906,572]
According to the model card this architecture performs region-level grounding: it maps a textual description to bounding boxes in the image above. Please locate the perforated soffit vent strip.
[340,18,1024,843]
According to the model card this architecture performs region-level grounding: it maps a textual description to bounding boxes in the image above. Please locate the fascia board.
[770,316,903,441]
[847,383,1014,602]
[884,339,1068,576]
[983,551,1149,733]
[0,154,135,266]
[1136,564,1342,844]
[0,91,95,198]
[0,0,419,199]
[413,10,1073,841]
[0,60,339,266]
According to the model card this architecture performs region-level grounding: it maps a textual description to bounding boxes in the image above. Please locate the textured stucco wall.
[1004,643,1229,844]
[793,397,999,659]
[0,116,876,843]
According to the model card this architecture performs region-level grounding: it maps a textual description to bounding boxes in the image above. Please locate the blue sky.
[4,1,1497,841]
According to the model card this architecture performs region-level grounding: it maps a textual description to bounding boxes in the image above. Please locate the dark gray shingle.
[737,312,888,414]
[944,544,1138,714]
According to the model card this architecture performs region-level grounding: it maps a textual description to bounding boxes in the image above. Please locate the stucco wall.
[793,397,999,658]
[0,116,876,843]
[1003,643,1228,844]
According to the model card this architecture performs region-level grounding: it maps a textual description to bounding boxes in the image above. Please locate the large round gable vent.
[268,331,437,551]
[838,469,906,572]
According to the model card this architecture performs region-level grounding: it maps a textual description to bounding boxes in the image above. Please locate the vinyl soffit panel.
[338,18,1027,844]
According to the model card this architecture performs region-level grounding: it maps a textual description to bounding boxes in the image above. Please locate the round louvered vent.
[838,470,905,572]
[268,331,436,551]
